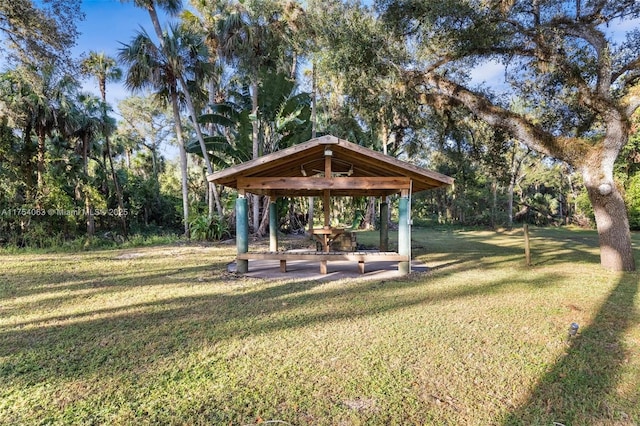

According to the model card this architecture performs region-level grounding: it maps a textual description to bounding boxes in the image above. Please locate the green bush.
[574,190,594,227]
[625,173,640,230]
[189,214,231,241]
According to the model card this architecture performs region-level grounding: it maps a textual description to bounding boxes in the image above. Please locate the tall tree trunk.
[144,5,221,218]
[182,74,222,218]
[85,192,95,236]
[311,61,317,138]
[381,122,388,156]
[82,134,95,237]
[290,52,298,80]
[308,62,316,235]
[36,129,46,196]
[105,134,127,237]
[567,172,578,221]
[180,145,189,237]
[420,72,637,271]
[583,168,636,271]
[21,123,35,202]
[580,116,636,271]
[176,74,222,217]
[170,91,190,238]
[363,196,376,230]
[98,82,126,237]
[491,178,498,228]
[251,79,260,234]
[257,196,270,236]
[507,179,514,228]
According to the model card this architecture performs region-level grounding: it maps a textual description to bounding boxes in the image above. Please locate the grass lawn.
[1,227,639,425]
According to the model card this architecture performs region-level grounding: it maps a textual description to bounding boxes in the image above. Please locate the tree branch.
[621,84,640,118]
[411,71,591,165]
[550,17,611,98]
[612,57,640,85]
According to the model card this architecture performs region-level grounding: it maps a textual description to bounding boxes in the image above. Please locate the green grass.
[1,227,639,425]
[0,232,184,254]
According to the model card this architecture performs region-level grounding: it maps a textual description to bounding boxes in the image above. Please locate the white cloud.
[469,59,507,89]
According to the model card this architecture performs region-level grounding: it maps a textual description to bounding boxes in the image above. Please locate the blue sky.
[74,0,168,106]
[74,1,177,156]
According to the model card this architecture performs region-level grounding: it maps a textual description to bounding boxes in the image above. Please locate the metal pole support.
[398,196,410,275]
[236,195,249,273]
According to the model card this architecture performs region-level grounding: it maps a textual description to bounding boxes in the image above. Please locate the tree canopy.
[361,0,640,270]
[0,0,83,68]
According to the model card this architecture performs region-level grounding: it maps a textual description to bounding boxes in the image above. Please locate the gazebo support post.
[380,198,389,252]
[398,190,411,275]
[269,197,278,252]
[236,192,249,273]
[320,187,331,274]
[322,189,331,230]
[308,196,314,238]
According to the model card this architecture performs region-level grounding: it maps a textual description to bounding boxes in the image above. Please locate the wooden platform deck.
[237,251,409,274]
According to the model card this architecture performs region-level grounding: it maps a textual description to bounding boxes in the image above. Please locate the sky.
[73,0,168,107]
[72,1,177,157]
[74,1,639,106]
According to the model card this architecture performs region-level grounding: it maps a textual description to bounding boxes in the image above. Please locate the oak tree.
[378,0,640,270]
[0,0,82,68]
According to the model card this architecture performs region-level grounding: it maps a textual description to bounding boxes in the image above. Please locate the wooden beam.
[237,252,409,261]
[207,136,454,194]
[237,176,411,191]
[266,189,401,198]
[325,149,332,177]
[323,189,331,230]
[207,137,331,183]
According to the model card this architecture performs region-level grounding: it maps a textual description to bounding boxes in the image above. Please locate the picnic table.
[310,227,345,252]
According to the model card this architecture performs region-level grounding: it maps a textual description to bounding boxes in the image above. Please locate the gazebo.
[207,135,453,275]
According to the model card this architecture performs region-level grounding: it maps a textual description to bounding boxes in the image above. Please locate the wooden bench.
[237,251,409,274]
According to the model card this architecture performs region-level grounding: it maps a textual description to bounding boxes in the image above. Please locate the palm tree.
[180,0,229,105]
[19,64,78,199]
[71,93,104,237]
[194,72,312,163]
[0,69,38,198]
[119,26,207,236]
[2,68,84,229]
[81,52,128,236]
[81,52,122,103]
[126,0,224,218]
[215,0,307,232]
[194,70,312,234]
[181,1,233,217]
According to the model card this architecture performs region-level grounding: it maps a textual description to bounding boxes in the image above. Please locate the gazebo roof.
[207,135,453,197]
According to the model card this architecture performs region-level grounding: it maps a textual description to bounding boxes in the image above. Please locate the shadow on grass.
[503,273,639,425]
[0,228,584,386]
[0,263,560,388]
[398,227,602,273]
[2,228,633,423]
[452,227,601,266]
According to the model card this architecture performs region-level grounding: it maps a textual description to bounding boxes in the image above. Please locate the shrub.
[189,214,231,241]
